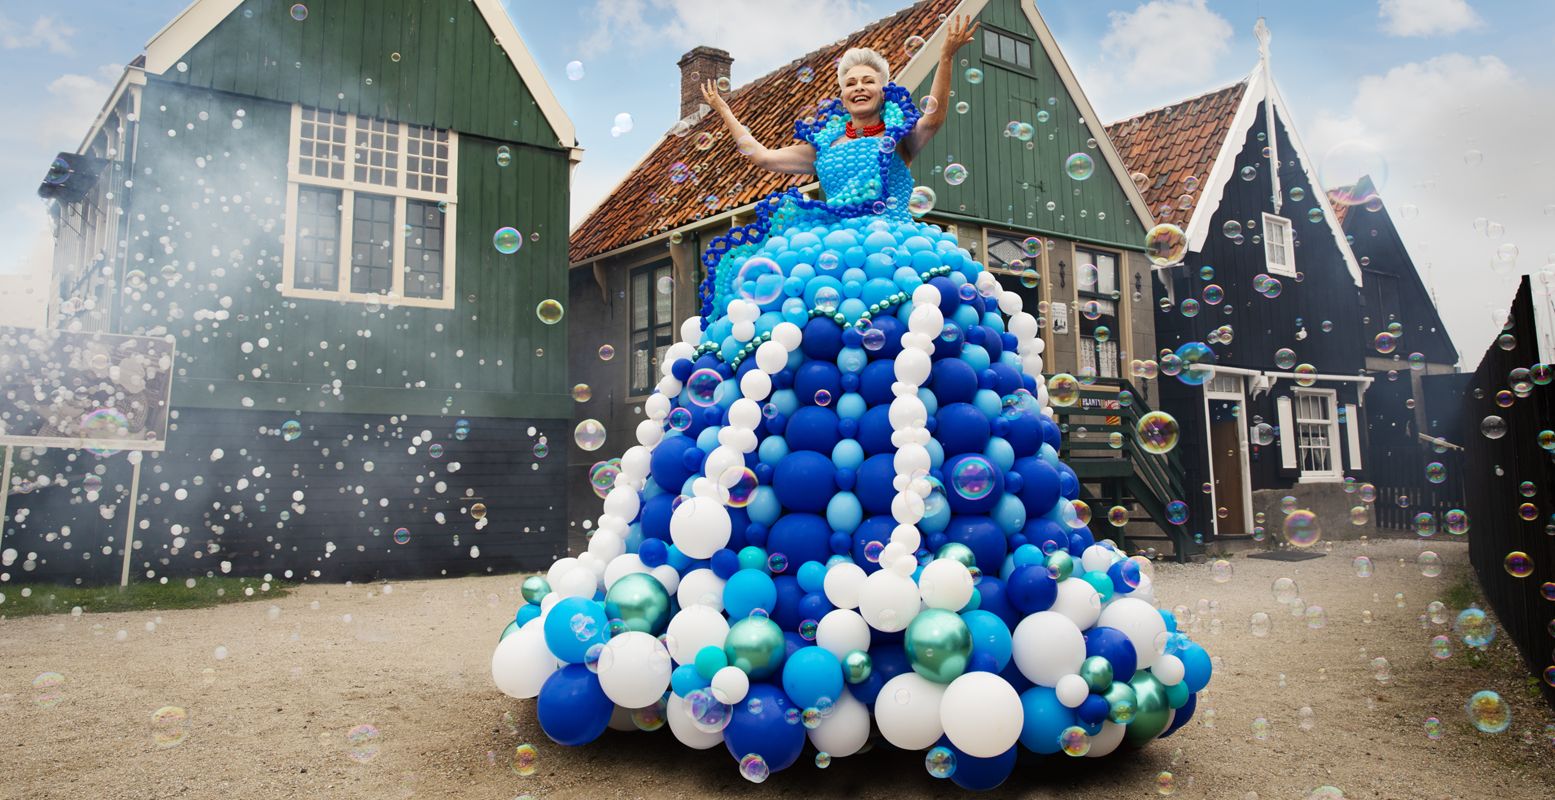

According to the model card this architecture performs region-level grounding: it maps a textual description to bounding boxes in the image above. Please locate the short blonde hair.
[836,47,890,88]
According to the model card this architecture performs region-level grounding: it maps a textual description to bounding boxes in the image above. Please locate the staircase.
[1050,377,1202,562]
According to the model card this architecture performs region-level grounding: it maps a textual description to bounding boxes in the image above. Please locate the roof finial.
[1255,18,1271,64]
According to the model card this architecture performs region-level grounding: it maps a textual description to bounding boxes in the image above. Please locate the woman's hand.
[940,14,979,62]
[701,79,731,117]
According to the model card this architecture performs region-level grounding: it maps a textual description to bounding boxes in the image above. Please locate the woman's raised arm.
[701,79,816,176]
[901,15,979,162]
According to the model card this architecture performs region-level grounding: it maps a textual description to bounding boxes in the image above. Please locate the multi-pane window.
[283,104,459,308]
[1293,390,1341,477]
[631,262,675,396]
[1263,213,1295,276]
[1076,246,1121,379]
[982,28,1032,71]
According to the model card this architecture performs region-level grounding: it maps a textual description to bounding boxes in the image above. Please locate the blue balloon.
[724,569,778,620]
[784,406,840,452]
[1006,565,1057,614]
[649,435,696,494]
[640,492,676,541]
[853,453,897,514]
[536,664,613,746]
[1077,693,1110,725]
[1162,691,1197,737]
[826,491,864,534]
[1084,626,1138,683]
[1018,686,1076,755]
[794,361,842,407]
[849,644,910,706]
[723,683,806,772]
[1011,457,1059,516]
[945,740,1017,791]
[972,577,1019,630]
[543,597,608,664]
[936,402,992,456]
[514,604,541,627]
[781,646,844,709]
[962,609,1013,671]
[772,451,836,512]
[943,516,1007,577]
[672,663,710,697]
[799,317,844,361]
[1179,641,1213,693]
[766,514,833,569]
[930,357,978,404]
[770,576,806,631]
[856,405,895,455]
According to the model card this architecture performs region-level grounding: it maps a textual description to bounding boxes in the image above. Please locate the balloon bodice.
[814,136,915,223]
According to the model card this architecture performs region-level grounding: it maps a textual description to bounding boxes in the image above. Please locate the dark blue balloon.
[866,315,905,359]
[974,577,1020,630]
[711,548,741,579]
[1077,693,1111,725]
[770,575,806,631]
[798,591,832,623]
[936,402,992,457]
[536,664,613,746]
[989,362,1021,395]
[1056,463,1080,501]
[944,740,1017,791]
[1067,528,1095,556]
[638,538,668,567]
[772,451,836,513]
[794,361,842,408]
[857,405,896,455]
[854,453,897,514]
[859,360,897,405]
[1084,626,1137,683]
[1006,564,1058,614]
[766,514,832,569]
[1161,691,1196,738]
[850,516,897,574]
[723,683,806,772]
[800,317,844,361]
[648,437,696,500]
[640,493,676,541]
[979,326,1006,361]
[1005,413,1043,457]
[1022,518,1069,556]
[943,516,1007,576]
[942,453,1004,515]
[849,645,910,706]
[928,276,961,315]
[785,406,840,453]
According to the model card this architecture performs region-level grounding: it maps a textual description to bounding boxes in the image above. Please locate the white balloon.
[650,564,682,595]
[940,672,1023,758]
[1097,597,1169,671]
[1055,673,1090,708]
[602,553,647,587]
[665,342,697,364]
[645,393,671,421]
[621,446,653,479]
[755,340,788,373]
[589,532,626,562]
[608,704,638,732]
[732,320,756,342]
[890,523,922,553]
[597,632,672,708]
[919,558,974,610]
[894,348,931,385]
[1009,312,1038,340]
[907,305,944,336]
[1050,577,1103,629]
[815,608,871,659]
[891,490,925,525]
[603,487,640,520]
[1085,720,1126,758]
[707,666,748,705]
[729,398,762,429]
[771,322,803,351]
[677,568,726,611]
[1080,545,1115,574]
[858,569,921,632]
[822,561,867,609]
[1153,654,1186,686]
[893,444,931,478]
[911,284,941,307]
[546,557,580,587]
[556,566,598,598]
[636,419,665,447]
[666,693,725,750]
[665,604,731,664]
[1011,611,1085,687]
[490,621,557,699]
[874,673,947,750]
[679,317,704,347]
[808,690,871,757]
[888,395,928,428]
[670,496,731,558]
[740,369,772,401]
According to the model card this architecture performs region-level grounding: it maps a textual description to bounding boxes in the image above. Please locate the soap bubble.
[1136,411,1180,454]
[924,746,956,778]
[1065,152,1095,181]
[493,227,521,254]
[944,163,969,186]
[950,456,997,501]
[1455,608,1494,648]
[290,3,309,21]
[1504,551,1533,578]
[1145,223,1187,266]
[685,368,723,407]
[736,257,784,304]
[1418,551,1442,577]
[536,299,564,324]
[908,185,937,217]
[1466,690,1510,733]
[574,419,606,451]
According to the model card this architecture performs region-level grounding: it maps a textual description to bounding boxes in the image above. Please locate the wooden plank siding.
[905,0,1146,251]
[161,0,563,150]
[122,77,571,419]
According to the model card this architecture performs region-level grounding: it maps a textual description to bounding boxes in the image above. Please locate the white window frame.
[281,104,459,310]
[1262,212,1295,277]
[1292,388,1343,482]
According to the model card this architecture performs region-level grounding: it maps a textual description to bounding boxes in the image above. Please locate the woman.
[492,13,1213,791]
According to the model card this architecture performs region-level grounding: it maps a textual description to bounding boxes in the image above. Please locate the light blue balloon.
[993,494,1027,535]
[839,298,867,324]
[831,439,865,470]
[826,491,863,533]
[768,389,799,418]
[781,646,845,709]
[671,663,709,697]
[984,436,1015,471]
[961,343,991,372]
[797,561,827,594]
[952,304,981,330]
[695,426,721,452]
[1012,543,1045,567]
[543,596,608,664]
[724,569,778,620]
[625,523,644,553]
[758,437,790,467]
[1038,444,1061,469]
[925,437,945,469]
[918,387,940,417]
[1179,641,1213,693]
[835,393,867,421]
[837,346,867,374]
[999,351,1023,369]
[973,388,1003,419]
[1018,686,1077,755]
[963,609,1013,670]
[921,488,952,533]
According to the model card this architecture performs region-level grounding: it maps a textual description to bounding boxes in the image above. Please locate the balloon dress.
[492,84,1213,790]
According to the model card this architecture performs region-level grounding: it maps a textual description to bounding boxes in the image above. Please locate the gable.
[897,0,1153,248]
[1343,178,1459,364]
[144,0,573,149]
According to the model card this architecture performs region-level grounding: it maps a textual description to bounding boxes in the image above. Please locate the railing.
[1049,377,1197,560]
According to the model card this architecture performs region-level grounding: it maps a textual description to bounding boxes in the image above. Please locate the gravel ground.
[3,538,1552,800]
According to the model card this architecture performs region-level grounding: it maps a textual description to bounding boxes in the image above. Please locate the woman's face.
[841,65,884,119]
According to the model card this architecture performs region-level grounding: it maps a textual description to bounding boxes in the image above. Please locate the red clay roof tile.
[1104,81,1247,230]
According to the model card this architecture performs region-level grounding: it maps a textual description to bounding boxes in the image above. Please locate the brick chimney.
[676,46,733,119]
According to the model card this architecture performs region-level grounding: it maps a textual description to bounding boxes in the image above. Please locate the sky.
[0,0,1550,367]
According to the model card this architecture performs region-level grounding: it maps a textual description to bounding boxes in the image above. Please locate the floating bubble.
[1456,608,1494,647]
[1321,141,1386,205]
[496,145,512,167]
[667,407,693,432]
[1166,500,1189,525]
[736,257,784,304]
[1352,555,1373,577]
[1156,770,1177,795]
[964,67,983,84]
[950,455,997,501]
[1504,551,1534,578]
[536,299,564,325]
[1424,716,1444,740]
[1136,411,1180,454]
[151,706,190,749]
[574,419,606,451]
[511,742,539,775]
[1064,152,1095,181]
[281,419,302,442]
[1272,577,1300,604]
[685,368,723,407]
[32,672,65,708]
[1145,223,1187,266]
[1248,612,1271,637]
[493,227,521,254]
[393,527,411,545]
[290,3,309,21]
[1418,551,1442,577]
[1466,690,1510,733]
[1429,634,1452,660]
[571,384,592,403]
[944,163,969,186]
[1047,374,1080,407]
[925,746,956,778]
[908,185,937,217]
[722,466,759,508]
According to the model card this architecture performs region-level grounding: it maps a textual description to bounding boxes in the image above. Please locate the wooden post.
[119,454,143,589]
[0,445,12,554]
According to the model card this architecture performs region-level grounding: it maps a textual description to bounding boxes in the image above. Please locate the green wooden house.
[25,0,579,583]
[569,0,1194,556]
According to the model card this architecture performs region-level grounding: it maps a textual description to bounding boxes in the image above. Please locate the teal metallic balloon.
[725,616,787,679]
[498,619,521,642]
[904,608,973,684]
[604,573,671,635]
[1079,655,1114,692]
[1081,570,1115,603]
[1104,680,1138,724]
[1046,550,1076,582]
[936,542,978,571]
[521,575,552,604]
[1124,672,1172,743]
[738,546,769,572]
[843,649,873,684]
[1165,678,1190,709]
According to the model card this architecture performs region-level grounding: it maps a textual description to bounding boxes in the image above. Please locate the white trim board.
[142,0,576,149]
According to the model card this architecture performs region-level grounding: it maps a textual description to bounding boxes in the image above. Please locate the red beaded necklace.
[844,119,886,139]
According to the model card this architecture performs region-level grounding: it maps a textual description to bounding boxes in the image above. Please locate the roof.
[1103,81,1247,230]
[140,0,576,149]
[568,0,964,265]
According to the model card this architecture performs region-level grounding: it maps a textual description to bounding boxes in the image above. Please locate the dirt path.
[2,538,1552,799]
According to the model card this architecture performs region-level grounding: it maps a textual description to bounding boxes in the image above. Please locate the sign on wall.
[1051,301,1069,334]
[0,327,175,452]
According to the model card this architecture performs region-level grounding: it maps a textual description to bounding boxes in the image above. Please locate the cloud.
[0,14,76,54]
[1377,0,1483,37]
[578,0,875,79]
[1305,54,1555,368]
[1100,0,1233,88]
[36,65,121,148]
